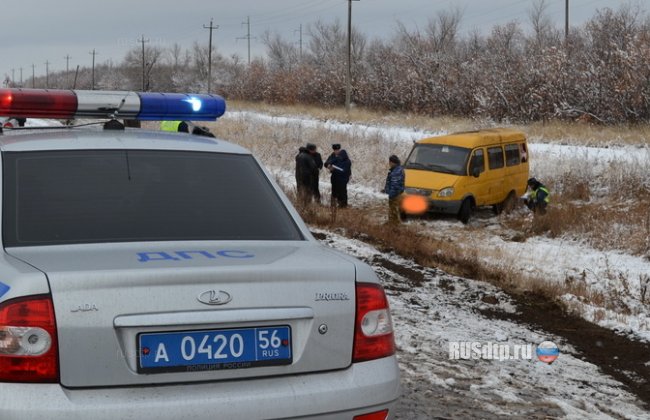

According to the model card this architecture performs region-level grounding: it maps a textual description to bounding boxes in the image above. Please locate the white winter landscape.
[24,112,650,417]
[215,108,650,418]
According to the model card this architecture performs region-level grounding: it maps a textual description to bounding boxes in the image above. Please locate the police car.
[1,116,25,128]
[0,89,400,419]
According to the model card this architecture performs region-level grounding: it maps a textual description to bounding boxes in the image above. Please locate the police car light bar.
[0,88,226,121]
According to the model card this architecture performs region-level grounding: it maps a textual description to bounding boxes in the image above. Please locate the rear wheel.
[457,198,473,224]
[493,191,517,215]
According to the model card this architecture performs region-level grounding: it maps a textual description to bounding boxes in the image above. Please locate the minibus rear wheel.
[493,191,517,215]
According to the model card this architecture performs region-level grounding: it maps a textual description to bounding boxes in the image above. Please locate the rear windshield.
[3,150,303,246]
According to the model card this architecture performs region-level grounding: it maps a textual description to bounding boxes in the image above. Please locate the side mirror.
[472,167,481,178]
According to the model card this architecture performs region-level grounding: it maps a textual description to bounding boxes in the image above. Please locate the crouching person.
[524,177,550,215]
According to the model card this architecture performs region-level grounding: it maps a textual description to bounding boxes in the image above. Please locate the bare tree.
[124,45,163,91]
[528,0,555,49]
[425,7,463,53]
[261,31,299,71]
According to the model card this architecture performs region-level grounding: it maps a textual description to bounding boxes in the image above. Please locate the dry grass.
[522,120,650,146]
[296,198,650,320]
[295,200,615,308]
[500,186,650,256]
[150,102,650,316]
[228,100,650,147]
[206,102,650,257]
[227,100,497,135]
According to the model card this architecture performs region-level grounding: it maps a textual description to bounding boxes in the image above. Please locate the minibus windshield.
[405,144,470,176]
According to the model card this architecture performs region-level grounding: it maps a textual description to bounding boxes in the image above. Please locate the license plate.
[138,325,292,373]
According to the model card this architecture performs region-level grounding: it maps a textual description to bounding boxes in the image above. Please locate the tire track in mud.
[369,256,565,419]
[479,294,650,408]
[372,254,650,411]
[314,229,650,416]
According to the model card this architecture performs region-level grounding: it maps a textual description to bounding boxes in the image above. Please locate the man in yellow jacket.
[160,121,189,133]
[524,177,550,215]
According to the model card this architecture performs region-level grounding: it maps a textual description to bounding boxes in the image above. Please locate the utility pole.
[64,54,71,88]
[203,18,219,94]
[89,49,98,90]
[295,24,303,60]
[138,35,150,91]
[346,0,360,113]
[19,67,23,87]
[565,0,569,43]
[31,64,35,88]
[11,68,14,85]
[44,60,50,88]
[237,16,255,66]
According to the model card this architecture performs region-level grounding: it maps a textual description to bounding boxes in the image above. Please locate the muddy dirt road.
[314,229,650,419]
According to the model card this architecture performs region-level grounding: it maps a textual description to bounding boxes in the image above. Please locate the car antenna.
[103,93,131,130]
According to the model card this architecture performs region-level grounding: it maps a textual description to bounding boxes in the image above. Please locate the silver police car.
[0,89,400,420]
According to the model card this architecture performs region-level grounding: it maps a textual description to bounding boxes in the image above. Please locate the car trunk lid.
[6,241,356,388]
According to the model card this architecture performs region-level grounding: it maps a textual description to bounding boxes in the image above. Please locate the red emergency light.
[0,88,226,121]
[0,89,77,119]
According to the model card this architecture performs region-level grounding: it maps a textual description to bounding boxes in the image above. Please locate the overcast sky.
[0,0,637,81]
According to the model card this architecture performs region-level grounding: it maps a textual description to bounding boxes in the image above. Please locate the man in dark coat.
[295,146,316,205]
[306,143,323,203]
[324,144,352,208]
[382,155,405,225]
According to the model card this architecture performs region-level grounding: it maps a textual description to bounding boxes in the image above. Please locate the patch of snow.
[317,229,648,418]
[230,107,650,343]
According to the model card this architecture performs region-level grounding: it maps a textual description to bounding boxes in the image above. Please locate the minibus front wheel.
[458,198,473,224]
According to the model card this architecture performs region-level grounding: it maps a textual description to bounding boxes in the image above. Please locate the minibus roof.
[417,128,526,148]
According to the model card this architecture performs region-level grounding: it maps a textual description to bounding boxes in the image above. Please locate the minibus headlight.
[438,187,454,197]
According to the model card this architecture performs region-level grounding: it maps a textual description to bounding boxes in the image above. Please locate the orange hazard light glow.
[401,194,428,215]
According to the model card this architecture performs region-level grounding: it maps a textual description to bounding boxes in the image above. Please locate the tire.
[494,191,517,215]
[502,191,518,214]
[457,198,472,224]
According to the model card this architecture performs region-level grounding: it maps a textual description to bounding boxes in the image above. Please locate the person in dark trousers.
[324,144,352,208]
[295,146,316,205]
[382,155,405,225]
[524,177,550,214]
[306,143,323,203]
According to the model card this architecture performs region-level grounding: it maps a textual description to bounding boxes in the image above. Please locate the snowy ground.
[15,114,650,417]
[316,228,648,419]
[222,110,650,343]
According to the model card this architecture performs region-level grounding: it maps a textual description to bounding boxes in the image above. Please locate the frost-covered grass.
[209,103,650,255]
[229,100,650,146]
[201,103,650,341]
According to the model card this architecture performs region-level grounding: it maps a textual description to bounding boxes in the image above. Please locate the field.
[199,101,650,341]
[168,102,650,417]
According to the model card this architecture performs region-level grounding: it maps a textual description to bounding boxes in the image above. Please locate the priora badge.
[197,290,232,306]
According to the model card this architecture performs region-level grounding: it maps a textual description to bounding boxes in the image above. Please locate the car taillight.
[353,409,390,420]
[0,295,59,382]
[353,282,395,363]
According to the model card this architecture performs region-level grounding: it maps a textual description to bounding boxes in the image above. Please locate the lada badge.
[197,290,232,306]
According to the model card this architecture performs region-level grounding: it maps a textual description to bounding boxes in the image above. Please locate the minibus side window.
[469,148,485,176]
[505,144,520,166]
[488,146,504,169]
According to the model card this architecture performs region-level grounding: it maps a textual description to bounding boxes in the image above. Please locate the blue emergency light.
[0,88,226,121]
